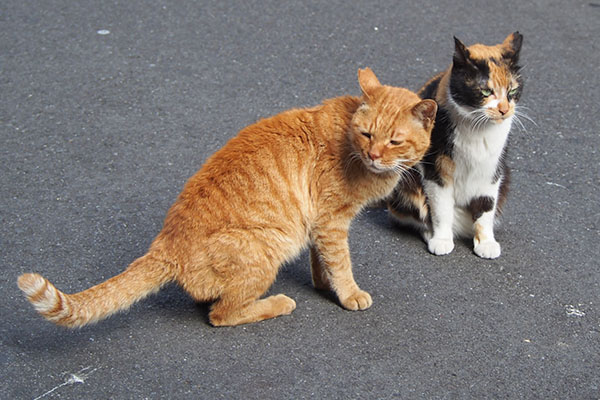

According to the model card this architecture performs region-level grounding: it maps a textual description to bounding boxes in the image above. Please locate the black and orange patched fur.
[18,68,436,327]
[388,32,526,259]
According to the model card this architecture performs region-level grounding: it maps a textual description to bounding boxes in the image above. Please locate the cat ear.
[452,36,473,69]
[501,31,523,64]
[358,67,382,98]
[412,99,438,130]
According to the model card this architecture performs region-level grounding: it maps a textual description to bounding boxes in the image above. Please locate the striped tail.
[17,254,175,328]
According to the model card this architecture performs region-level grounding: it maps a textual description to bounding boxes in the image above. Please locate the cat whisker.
[511,108,537,134]
[391,162,405,172]
[511,114,527,133]
[517,63,529,72]
[471,112,490,131]
[392,167,407,181]
[479,115,492,130]
[417,159,435,167]
[515,104,533,111]
[466,108,484,118]
[514,109,537,126]
[395,166,418,186]
[344,151,363,175]
[392,161,416,180]
[461,108,491,131]
[470,115,483,130]
[394,165,409,175]
[422,147,443,160]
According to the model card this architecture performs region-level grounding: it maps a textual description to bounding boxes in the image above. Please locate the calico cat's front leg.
[468,196,501,259]
[311,223,372,311]
[424,180,456,255]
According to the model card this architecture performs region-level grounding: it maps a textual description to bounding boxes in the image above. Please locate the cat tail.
[17,253,175,328]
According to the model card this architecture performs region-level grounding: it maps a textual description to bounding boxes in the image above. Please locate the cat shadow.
[145,284,213,325]
[11,285,213,353]
[363,205,428,246]
[147,260,340,325]
[14,258,337,348]
[276,256,341,306]
[13,207,424,346]
[364,206,476,255]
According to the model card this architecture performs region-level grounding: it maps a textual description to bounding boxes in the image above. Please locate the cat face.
[351,68,436,174]
[449,32,523,123]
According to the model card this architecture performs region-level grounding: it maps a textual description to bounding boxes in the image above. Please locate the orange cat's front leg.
[310,246,332,291]
[311,224,372,311]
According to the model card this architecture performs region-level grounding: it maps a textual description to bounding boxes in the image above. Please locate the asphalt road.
[2,1,599,399]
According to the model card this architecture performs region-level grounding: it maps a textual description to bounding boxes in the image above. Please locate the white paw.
[474,240,501,259]
[428,237,454,256]
[421,229,432,243]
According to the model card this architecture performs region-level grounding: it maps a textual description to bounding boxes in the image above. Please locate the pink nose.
[368,151,381,161]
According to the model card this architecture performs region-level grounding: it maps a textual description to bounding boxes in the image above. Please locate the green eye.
[481,88,493,97]
[508,88,519,96]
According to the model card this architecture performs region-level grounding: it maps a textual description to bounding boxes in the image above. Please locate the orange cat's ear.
[358,68,381,98]
[412,99,438,130]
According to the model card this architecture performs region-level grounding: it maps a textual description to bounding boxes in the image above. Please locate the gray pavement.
[2,1,599,399]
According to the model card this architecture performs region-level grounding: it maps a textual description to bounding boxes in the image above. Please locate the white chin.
[491,115,512,124]
[364,162,387,173]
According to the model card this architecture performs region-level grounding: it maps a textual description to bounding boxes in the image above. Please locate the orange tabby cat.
[18,68,436,327]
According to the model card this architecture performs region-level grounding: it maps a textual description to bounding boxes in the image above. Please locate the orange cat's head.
[350,68,436,175]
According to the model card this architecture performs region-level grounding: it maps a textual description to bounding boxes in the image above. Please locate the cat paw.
[428,237,454,256]
[341,290,373,311]
[421,229,433,243]
[473,240,501,259]
[273,294,297,315]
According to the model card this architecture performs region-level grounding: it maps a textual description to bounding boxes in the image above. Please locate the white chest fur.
[451,117,512,206]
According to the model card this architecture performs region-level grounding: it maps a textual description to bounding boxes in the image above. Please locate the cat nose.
[498,102,509,115]
[368,150,382,161]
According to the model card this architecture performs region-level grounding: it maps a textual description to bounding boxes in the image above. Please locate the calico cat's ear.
[452,37,473,69]
[501,31,523,65]
[358,67,382,98]
[412,99,438,130]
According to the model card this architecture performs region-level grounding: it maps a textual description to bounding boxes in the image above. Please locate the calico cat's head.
[351,68,436,174]
[449,32,523,123]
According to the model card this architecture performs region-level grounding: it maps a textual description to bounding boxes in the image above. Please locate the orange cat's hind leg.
[209,293,296,327]
[207,261,296,326]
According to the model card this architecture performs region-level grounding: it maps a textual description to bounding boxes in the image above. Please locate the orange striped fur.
[18,68,435,327]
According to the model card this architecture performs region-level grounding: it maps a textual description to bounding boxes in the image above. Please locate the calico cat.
[18,68,436,327]
[387,32,524,259]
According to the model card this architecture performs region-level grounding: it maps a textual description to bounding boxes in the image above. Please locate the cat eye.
[361,132,372,139]
[508,88,518,96]
[481,88,493,97]
[389,140,403,146]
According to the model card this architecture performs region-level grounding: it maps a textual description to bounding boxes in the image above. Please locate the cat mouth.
[487,111,513,123]
[363,158,392,174]
[491,115,513,125]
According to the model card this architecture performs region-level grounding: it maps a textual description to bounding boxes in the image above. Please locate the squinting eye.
[481,88,493,97]
[508,88,518,96]
[361,132,372,139]
[390,140,403,146]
